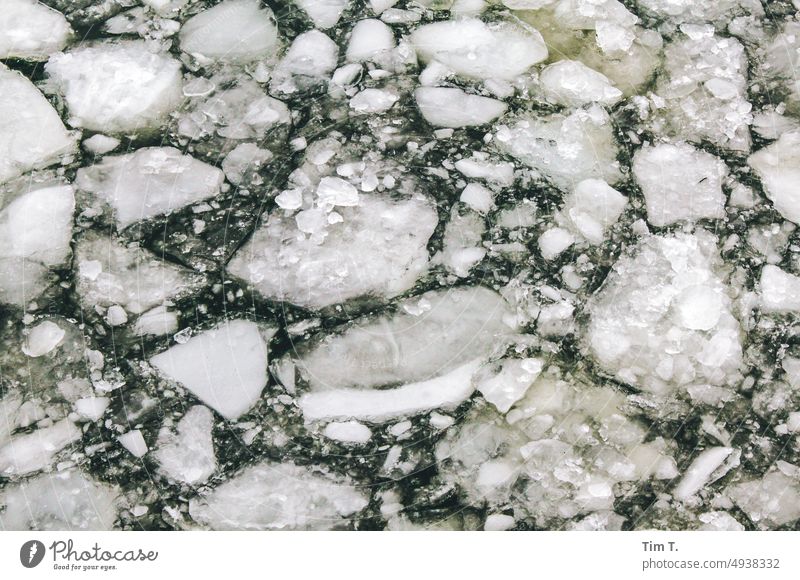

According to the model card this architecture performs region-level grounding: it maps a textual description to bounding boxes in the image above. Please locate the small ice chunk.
[295,0,349,29]
[415,87,507,128]
[46,40,183,134]
[323,421,373,444]
[477,358,545,413]
[562,179,626,244]
[300,359,482,423]
[454,156,515,186]
[539,60,622,107]
[82,134,120,155]
[74,397,110,422]
[460,183,495,214]
[748,132,800,224]
[410,18,547,81]
[674,286,722,331]
[189,460,369,530]
[179,0,279,64]
[0,0,71,61]
[539,227,574,260]
[759,265,800,314]
[105,305,128,327]
[349,88,398,114]
[484,513,515,531]
[316,176,360,207]
[0,65,76,184]
[279,30,338,77]
[633,143,727,227]
[133,306,179,337]
[346,19,395,63]
[0,470,118,530]
[76,147,224,228]
[118,430,148,458]
[673,447,736,500]
[222,143,272,185]
[496,104,621,189]
[22,321,65,357]
[150,320,271,420]
[155,406,216,485]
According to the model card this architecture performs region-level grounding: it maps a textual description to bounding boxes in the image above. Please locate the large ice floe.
[2,0,800,533]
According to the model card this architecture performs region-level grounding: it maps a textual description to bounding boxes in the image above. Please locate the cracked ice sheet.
[3,0,800,535]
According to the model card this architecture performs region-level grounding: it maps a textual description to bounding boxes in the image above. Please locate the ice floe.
[150,320,272,420]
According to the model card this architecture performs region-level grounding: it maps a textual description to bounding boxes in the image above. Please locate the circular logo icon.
[20,540,45,569]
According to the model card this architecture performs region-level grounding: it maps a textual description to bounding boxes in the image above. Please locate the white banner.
[1,531,799,580]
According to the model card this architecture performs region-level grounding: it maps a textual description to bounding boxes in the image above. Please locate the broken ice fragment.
[633,143,727,227]
[118,430,148,458]
[748,132,800,225]
[75,233,205,315]
[294,286,512,390]
[0,470,118,530]
[345,19,395,63]
[539,60,622,107]
[673,447,738,501]
[586,232,742,397]
[22,321,65,358]
[0,65,76,184]
[316,176,360,207]
[496,104,621,190]
[227,194,437,309]
[323,421,373,444]
[155,406,216,485]
[76,147,224,229]
[0,419,80,477]
[759,265,800,314]
[189,461,369,530]
[728,465,800,527]
[415,87,507,128]
[179,0,279,65]
[46,40,183,134]
[0,182,74,306]
[150,320,271,421]
[477,358,545,414]
[300,359,482,423]
[410,18,547,81]
[295,0,349,29]
[0,0,72,61]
